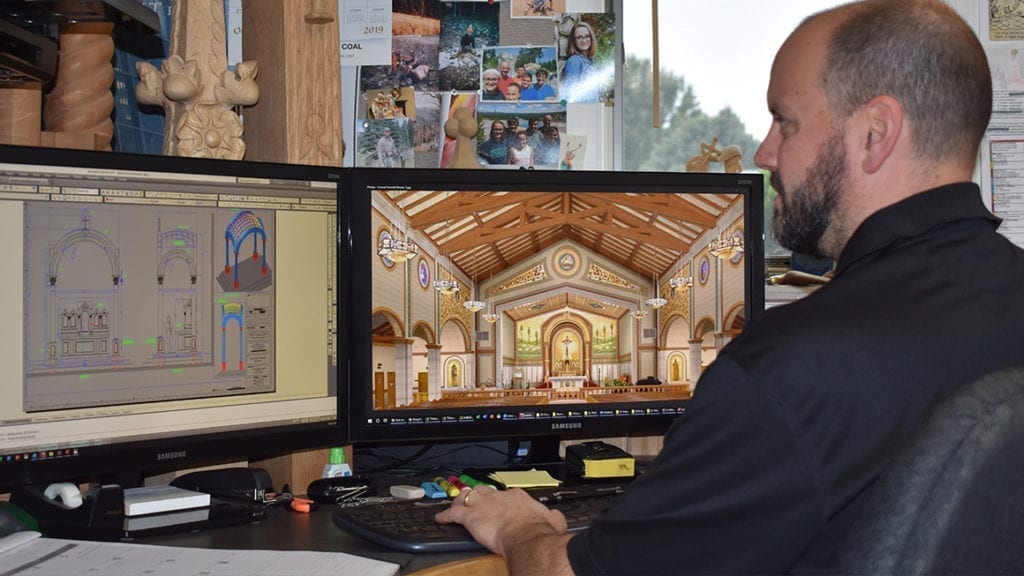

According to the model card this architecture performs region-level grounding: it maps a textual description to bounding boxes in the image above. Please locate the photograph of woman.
[558,14,614,103]
[481,68,504,100]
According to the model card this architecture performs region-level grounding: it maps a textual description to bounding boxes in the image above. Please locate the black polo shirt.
[567,183,1024,574]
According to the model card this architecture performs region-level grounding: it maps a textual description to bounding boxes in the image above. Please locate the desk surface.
[132,503,488,574]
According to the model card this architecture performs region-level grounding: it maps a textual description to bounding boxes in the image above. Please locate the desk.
[132,503,492,574]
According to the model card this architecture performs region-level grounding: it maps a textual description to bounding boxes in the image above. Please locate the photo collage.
[356,1,614,171]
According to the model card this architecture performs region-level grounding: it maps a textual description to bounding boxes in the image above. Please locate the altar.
[550,376,587,389]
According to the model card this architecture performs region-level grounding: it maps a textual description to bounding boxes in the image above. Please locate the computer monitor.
[345,168,764,464]
[0,145,344,491]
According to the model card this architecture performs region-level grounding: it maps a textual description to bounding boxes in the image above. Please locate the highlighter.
[420,481,447,499]
[446,475,469,492]
[434,476,461,498]
[458,473,496,489]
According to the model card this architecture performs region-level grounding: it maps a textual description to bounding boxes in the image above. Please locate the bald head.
[805,0,991,166]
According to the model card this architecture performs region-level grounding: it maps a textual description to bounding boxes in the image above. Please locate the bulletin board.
[340,0,621,171]
[972,0,1024,249]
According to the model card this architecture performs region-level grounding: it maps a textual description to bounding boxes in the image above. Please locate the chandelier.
[708,234,744,260]
[434,210,460,296]
[632,288,648,320]
[645,252,666,309]
[669,275,693,291]
[461,246,485,311]
[645,296,667,309]
[377,233,418,263]
[484,311,499,323]
[433,277,459,295]
[669,216,693,297]
[463,299,485,312]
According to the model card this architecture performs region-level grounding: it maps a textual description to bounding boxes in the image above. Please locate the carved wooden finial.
[685,137,743,173]
[445,108,482,169]
[135,0,258,159]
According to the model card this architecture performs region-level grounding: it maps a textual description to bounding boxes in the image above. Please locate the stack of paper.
[123,485,210,516]
[488,469,561,488]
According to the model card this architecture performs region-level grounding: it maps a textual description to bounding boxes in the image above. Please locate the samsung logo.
[156,450,187,461]
[551,422,582,430]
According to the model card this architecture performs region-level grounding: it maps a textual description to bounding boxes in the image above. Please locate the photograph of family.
[475,102,567,168]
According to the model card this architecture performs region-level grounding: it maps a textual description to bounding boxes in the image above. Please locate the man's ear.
[860,95,903,174]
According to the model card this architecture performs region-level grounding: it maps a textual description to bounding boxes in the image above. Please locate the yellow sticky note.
[488,469,561,488]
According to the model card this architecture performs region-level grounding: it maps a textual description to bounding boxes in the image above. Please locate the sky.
[622,1,845,141]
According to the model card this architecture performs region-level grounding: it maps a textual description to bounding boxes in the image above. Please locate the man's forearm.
[500,526,575,576]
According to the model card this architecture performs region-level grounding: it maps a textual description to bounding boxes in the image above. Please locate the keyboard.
[330,486,624,553]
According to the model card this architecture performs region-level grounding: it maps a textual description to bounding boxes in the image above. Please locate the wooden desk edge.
[406,553,508,576]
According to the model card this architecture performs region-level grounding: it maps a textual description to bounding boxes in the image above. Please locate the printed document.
[0,531,399,576]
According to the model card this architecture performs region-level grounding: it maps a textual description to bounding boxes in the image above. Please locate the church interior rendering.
[371,188,748,410]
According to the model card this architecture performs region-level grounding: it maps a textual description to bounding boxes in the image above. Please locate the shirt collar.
[834,183,1000,276]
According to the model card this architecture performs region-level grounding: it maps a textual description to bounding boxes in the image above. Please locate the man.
[478,120,509,165]
[437,1,1024,574]
[519,71,539,101]
[497,60,516,96]
[459,25,475,55]
[375,127,397,168]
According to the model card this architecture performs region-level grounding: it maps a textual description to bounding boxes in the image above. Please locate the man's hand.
[435,486,574,575]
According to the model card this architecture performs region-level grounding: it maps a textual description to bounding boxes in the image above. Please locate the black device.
[170,467,275,502]
[343,168,765,465]
[0,145,346,492]
[10,484,125,541]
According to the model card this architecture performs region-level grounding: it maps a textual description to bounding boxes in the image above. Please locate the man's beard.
[770,130,846,259]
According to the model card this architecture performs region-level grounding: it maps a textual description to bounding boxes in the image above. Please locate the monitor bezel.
[344,167,765,446]
[0,144,347,491]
